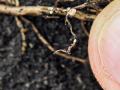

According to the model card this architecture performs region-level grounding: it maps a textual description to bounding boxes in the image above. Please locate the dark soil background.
[0,0,109,90]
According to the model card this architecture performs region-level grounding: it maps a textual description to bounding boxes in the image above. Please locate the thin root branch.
[54,8,77,54]
[15,0,27,54]
[15,17,27,54]
[81,21,89,37]
[65,9,77,54]
[73,2,88,9]
[20,17,86,64]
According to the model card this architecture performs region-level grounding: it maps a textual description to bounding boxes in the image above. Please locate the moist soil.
[0,0,106,90]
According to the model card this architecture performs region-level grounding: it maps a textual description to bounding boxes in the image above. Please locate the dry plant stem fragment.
[0,5,96,20]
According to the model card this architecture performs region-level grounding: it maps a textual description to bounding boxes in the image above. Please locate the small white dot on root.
[67,8,76,16]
